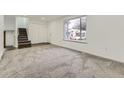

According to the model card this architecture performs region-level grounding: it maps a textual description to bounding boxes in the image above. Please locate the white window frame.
[64,16,87,43]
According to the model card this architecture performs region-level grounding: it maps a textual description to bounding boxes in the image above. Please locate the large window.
[64,16,87,42]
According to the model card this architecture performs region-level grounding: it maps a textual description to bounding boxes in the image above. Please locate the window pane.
[64,22,68,40]
[81,17,87,40]
[67,18,80,40]
[64,16,87,42]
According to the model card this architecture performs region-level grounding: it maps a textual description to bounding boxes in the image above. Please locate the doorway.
[4,30,15,50]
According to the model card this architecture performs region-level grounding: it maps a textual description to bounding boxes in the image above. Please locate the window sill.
[64,39,88,44]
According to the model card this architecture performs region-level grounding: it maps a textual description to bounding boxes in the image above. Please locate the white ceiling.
[4,15,68,24]
[16,15,65,22]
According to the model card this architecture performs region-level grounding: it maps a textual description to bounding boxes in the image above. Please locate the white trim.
[63,15,87,43]
[0,49,5,61]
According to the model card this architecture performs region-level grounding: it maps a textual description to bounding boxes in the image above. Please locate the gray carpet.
[0,44,124,78]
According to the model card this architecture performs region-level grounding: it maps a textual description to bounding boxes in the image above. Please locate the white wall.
[0,16,4,60]
[4,15,15,46]
[6,31,14,46]
[28,20,48,44]
[16,17,28,28]
[48,15,124,63]
[4,15,15,30]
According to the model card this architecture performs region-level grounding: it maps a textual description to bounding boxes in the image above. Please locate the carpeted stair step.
[18,40,31,43]
[18,28,32,49]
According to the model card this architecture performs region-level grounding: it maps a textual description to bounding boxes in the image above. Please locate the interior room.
[0,15,124,78]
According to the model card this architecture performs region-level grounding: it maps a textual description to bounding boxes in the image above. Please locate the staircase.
[18,28,31,48]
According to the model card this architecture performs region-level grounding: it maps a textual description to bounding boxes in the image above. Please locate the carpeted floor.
[0,44,124,78]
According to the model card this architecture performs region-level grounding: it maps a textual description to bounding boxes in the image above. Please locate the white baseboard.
[0,49,5,61]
